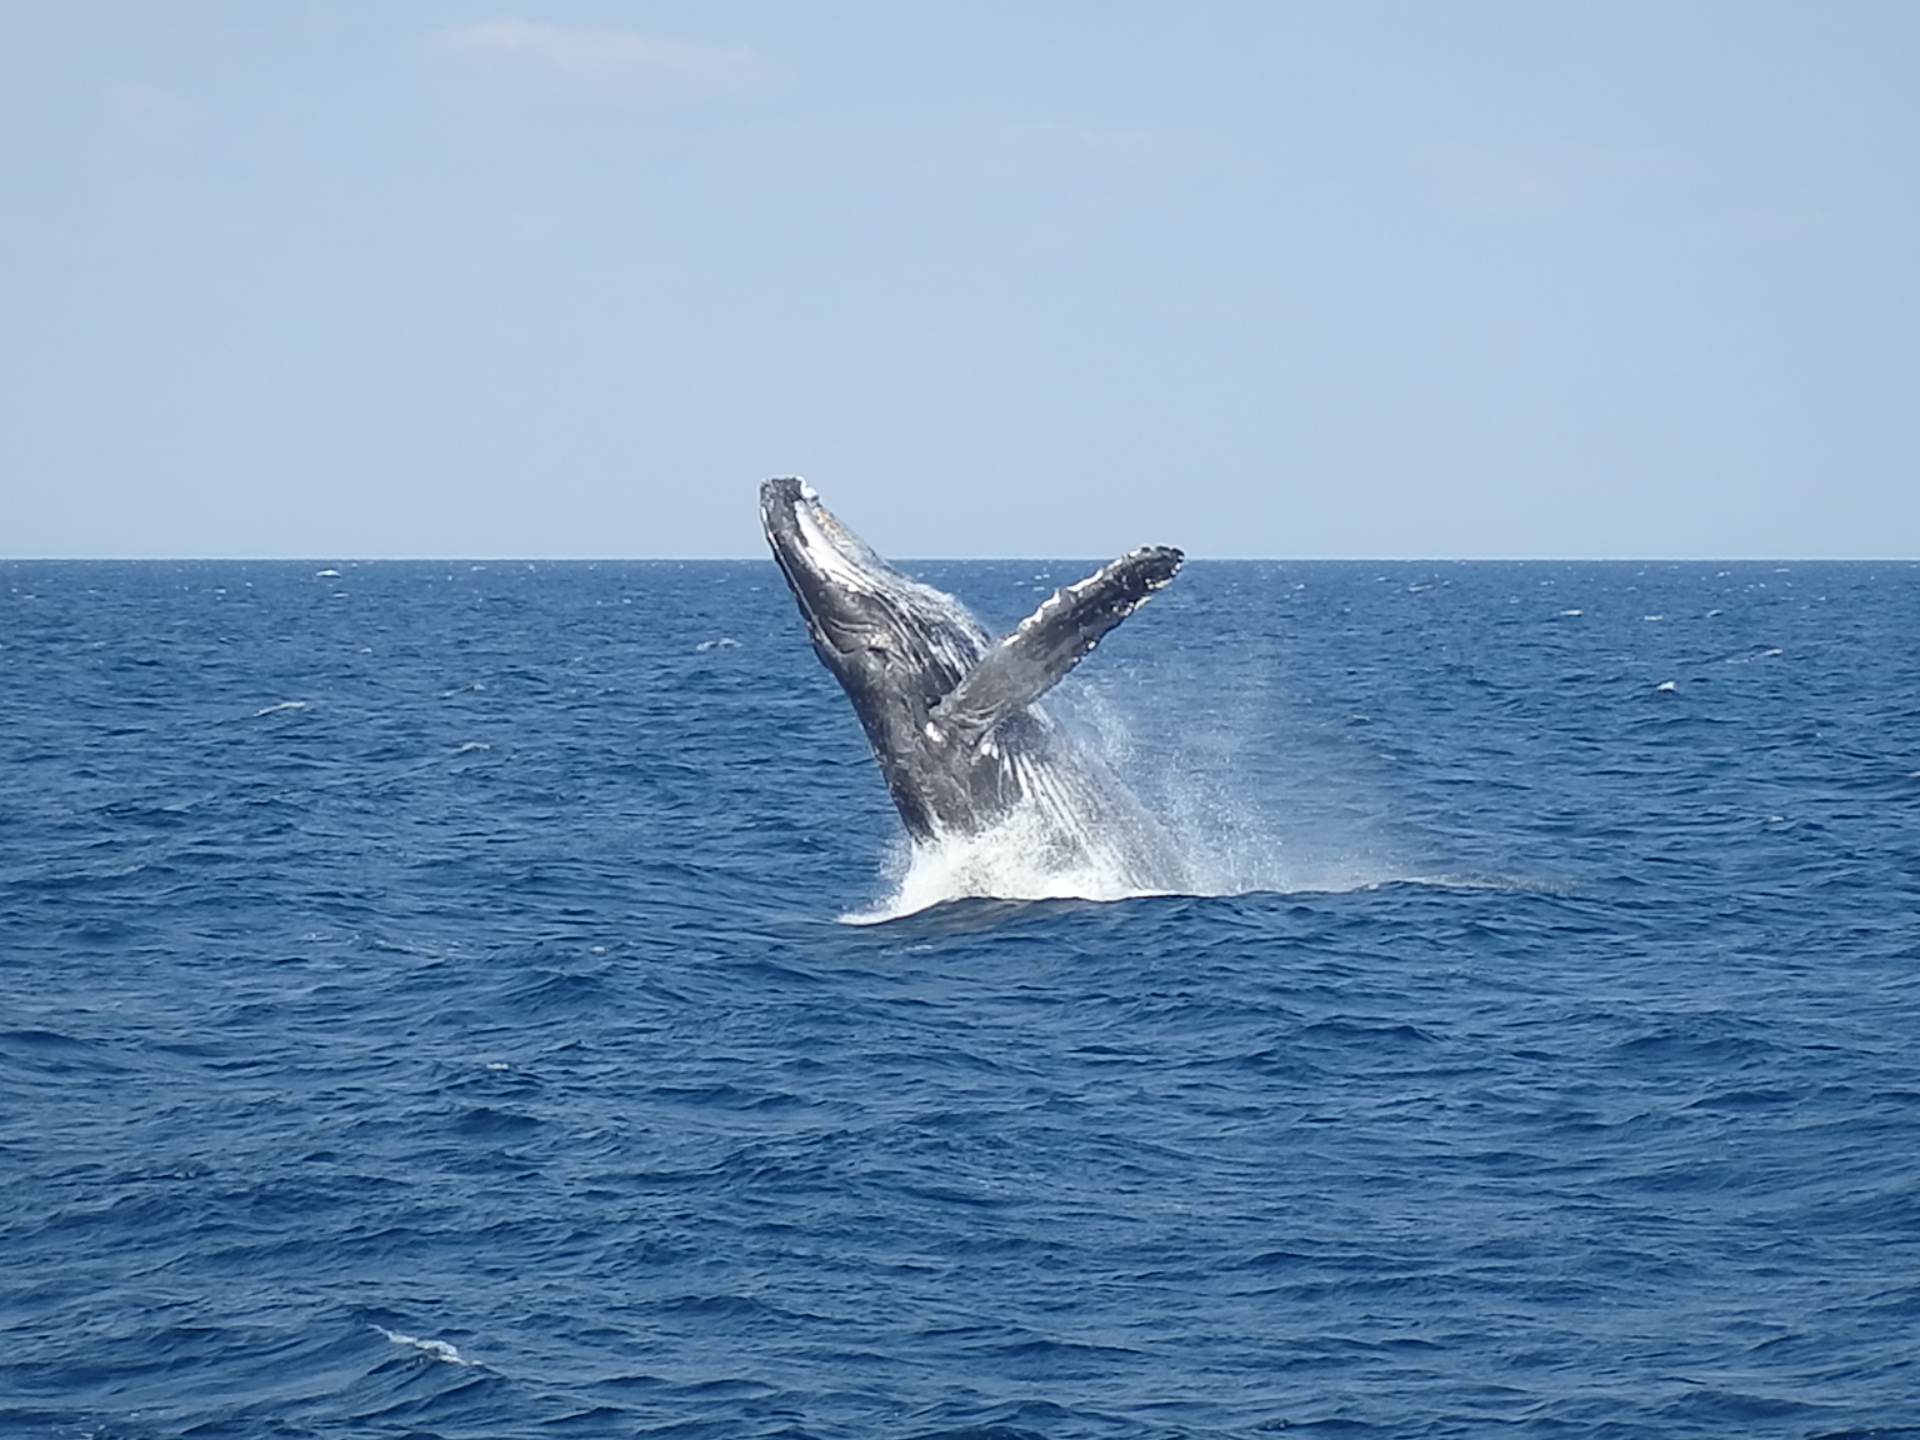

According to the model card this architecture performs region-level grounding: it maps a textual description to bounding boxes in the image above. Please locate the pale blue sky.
[3,1,1915,558]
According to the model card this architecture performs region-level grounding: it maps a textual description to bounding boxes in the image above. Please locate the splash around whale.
[760,477,1192,915]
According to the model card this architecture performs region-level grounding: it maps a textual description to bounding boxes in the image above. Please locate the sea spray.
[845,689,1407,920]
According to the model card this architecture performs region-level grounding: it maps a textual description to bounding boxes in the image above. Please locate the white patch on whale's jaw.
[793,499,886,597]
[779,494,986,678]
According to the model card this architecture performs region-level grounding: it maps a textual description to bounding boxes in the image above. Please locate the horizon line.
[2,554,1916,565]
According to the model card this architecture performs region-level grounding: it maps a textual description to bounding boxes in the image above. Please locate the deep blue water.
[3,559,1918,1440]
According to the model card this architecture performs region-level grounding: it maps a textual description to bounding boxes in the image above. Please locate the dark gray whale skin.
[760,477,1184,870]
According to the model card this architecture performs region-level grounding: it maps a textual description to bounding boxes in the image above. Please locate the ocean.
[3,558,1917,1439]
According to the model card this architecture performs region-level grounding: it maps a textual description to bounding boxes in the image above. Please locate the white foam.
[253,701,308,717]
[842,808,1407,923]
[843,814,1161,924]
[375,1326,475,1365]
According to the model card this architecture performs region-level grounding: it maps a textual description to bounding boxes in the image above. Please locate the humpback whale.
[760,477,1187,890]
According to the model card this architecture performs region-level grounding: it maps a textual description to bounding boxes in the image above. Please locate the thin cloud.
[437,20,778,104]
[1405,140,1692,221]
[1699,203,1862,245]
[945,116,1235,186]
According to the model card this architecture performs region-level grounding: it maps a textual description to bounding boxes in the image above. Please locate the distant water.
[4,559,1919,1440]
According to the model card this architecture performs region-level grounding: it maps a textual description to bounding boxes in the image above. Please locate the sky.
[2,1,1916,559]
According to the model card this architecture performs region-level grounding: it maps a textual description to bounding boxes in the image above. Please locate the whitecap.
[375,1326,475,1366]
[253,701,308,717]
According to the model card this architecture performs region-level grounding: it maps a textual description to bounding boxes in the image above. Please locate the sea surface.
[3,558,1918,1440]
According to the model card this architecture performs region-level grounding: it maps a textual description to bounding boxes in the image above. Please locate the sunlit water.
[4,559,1919,1440]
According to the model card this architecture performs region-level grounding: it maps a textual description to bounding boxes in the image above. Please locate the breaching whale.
[760,476,1188,891]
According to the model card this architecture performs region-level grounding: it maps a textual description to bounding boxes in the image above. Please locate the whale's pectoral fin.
[930,545,1183,745]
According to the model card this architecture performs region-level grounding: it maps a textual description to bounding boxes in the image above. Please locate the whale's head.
[760,478,994,835]
[760,477,987,706]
